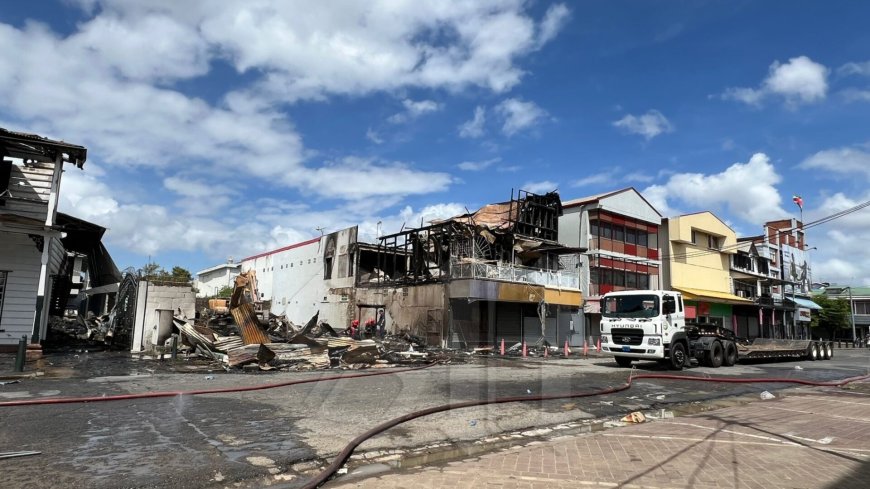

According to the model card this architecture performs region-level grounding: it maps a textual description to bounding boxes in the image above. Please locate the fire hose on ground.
[1,364,868,489]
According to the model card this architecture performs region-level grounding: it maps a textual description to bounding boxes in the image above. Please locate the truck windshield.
[602,295,660,318]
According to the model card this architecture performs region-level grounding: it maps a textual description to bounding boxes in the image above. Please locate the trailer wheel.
[825,342,833,360]
[615,356,633,368]
[723,341,738,367]
[808,343,819,361]
[707,341,724,368]
[670,342,687,371]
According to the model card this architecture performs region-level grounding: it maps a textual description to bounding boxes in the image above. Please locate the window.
[626,271,637,288]
[691,230,698,244]
[638,274,649,289]
[590,268,600,284]
[707,235,719,249]
[625,228,637,245]
[590,220,599,238]
[0,271,6,323]
[613,225,624,242]
[599,222,612,239]
[637,231,648,247]
[613,269,625,287]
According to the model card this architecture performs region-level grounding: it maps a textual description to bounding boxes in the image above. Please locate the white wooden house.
[0,128,87,351]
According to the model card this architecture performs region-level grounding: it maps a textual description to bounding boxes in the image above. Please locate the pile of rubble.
[173,311,433,371]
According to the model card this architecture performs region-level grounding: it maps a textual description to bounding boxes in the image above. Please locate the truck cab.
[600,290,689,369]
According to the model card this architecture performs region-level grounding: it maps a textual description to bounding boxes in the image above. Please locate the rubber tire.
[615,356,633,368]
[707,341,724,368]
[670,342,688,371]
[723,341,738,367]
[809,343,819,361]
[826,342,834,360]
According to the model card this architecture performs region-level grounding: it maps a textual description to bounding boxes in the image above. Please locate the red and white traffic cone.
[522,341,527,358]
[564,339,570,357]
[583,340,589,358]
[500,338,505,356]
[596,337,602,353]
[544,344,549,357]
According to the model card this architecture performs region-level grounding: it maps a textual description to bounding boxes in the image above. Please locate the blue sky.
[1,1,869,284]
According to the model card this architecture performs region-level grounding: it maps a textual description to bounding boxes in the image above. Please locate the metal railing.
[450,261,579,288]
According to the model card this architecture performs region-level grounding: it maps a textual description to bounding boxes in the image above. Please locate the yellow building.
[660,212,753,326]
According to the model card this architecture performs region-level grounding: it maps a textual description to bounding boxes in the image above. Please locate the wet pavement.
[0,348,868,488]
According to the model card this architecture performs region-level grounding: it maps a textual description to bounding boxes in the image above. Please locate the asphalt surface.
[1,348,868,488]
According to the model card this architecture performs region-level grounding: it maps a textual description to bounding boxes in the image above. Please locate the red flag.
[792,195,803,210]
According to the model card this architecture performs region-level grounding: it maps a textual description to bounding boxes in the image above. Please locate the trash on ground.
[760,390,776,400]
[621,411,647,423]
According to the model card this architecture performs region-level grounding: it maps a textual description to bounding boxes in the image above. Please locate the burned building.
[367,190,584,348]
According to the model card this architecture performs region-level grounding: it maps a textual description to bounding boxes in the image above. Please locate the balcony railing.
[450,261,579,289]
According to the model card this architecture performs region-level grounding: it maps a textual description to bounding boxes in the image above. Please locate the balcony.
[450,261,579,289]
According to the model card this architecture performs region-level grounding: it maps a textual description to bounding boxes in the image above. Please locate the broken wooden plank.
[226,344,261,367]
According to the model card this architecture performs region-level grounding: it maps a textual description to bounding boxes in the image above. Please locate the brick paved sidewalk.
[329,384,870,489]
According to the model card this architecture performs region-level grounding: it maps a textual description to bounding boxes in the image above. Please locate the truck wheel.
[670,342,687,371]
[808,343,819,361]
[723,341,738,367]
[825,342,833,360]
[615,356,633,368]
[707,341,723,368]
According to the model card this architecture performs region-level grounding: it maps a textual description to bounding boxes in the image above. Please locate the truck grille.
[610,328,644,346]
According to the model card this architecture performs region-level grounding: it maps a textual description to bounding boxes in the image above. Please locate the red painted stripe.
[241,237,321,262]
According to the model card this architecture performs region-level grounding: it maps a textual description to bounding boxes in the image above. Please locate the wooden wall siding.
[0,232,41,345]
[48,236,66,276]
[1,160,57,222]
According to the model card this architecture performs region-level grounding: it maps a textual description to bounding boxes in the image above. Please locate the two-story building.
[1,128,87,351]
[813,284,870,341]
[558,188,662,339]
[195,260,241,298]
[659,211,755,333]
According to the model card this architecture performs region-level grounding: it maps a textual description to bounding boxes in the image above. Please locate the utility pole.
[847,286,856,343]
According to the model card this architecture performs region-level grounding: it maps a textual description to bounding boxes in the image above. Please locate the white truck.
[599,290,832,370]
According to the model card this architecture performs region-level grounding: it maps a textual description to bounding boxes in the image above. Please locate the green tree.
[141,262,161,277]
[215,285,235,298]
[811,296,851,339]
[170,266,192,283]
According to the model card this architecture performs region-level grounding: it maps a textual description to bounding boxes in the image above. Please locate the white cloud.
[842,89,870,103]
[799,147,870,181]
[723,56,829,106]
[572,173,617,188]
[387,98,442,124]
[624,172,654,183]
[2,1,570,261]
[806,192,870,286]
[642,153,786,223]
[612,110,673,140]
[458,106,486,138]
[521,180,557,194]
[457,157,500,171]
[537,4,571,47]
[838,61,870,77]
[496,98,548,136]
[365,127,384,144]
[77,1,568,103]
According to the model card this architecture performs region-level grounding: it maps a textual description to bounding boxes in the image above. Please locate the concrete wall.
[130,282,195,352]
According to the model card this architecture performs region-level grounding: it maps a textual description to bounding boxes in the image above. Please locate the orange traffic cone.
[596,337,602,353]
[522,341,527,357]
[544,344,549,357]
[564,339,571,357]
[500,338,505,356]
[583,340,589,358]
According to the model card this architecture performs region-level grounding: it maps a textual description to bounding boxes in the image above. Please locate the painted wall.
[195,265,239,297]
[662,213,736,293]
[0,232,40,346]
[130,282,196,352]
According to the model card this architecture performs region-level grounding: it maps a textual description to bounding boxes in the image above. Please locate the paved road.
[0,348,868,488]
